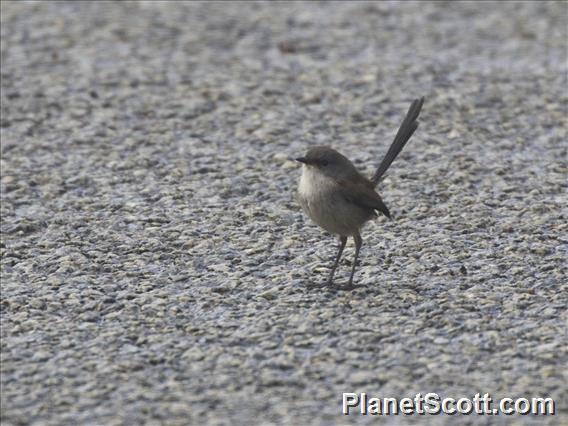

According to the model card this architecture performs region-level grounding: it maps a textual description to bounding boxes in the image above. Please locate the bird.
[296,97,424,288]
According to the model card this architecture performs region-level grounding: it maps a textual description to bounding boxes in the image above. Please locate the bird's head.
[296,146,356,180]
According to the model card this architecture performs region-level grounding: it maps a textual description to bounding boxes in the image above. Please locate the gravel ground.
[1,1,567,425]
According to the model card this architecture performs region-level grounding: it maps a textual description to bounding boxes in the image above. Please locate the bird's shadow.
[303,280,367,293]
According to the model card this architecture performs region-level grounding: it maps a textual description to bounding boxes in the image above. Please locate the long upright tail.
[371,97,424,186]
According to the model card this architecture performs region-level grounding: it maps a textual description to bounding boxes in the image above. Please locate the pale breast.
[297,166,372,236]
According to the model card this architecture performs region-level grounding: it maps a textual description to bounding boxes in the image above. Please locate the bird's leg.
[327,236,347,284]
[346,233,362,289]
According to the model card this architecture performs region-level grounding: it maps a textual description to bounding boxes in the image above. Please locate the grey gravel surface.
[1,1,567,425]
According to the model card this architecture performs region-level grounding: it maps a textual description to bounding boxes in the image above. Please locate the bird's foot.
[340,282,357,291]
[306,281,328,289]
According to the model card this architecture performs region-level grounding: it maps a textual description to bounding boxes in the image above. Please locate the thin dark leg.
[327,236,347,284]
[347,233,362,288]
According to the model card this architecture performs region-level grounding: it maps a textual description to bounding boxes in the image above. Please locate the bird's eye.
[321,160,329,166]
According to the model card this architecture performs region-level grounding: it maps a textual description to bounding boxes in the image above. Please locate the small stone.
[273,153,289,163]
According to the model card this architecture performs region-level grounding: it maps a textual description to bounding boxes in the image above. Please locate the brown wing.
[337,179,391,219]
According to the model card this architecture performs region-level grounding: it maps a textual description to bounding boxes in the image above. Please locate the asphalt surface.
[1,1,567,425]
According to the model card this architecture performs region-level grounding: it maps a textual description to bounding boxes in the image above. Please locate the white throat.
[298,165,334,198]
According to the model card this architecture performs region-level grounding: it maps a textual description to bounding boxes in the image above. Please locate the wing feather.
[337,179,391,219]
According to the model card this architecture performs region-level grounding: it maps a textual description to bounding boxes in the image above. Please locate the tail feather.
[371,97,424,186]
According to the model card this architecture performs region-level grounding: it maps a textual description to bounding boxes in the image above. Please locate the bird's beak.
[296,157,308,164]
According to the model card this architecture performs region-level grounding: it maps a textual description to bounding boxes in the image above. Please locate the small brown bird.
[296,97,424,288]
